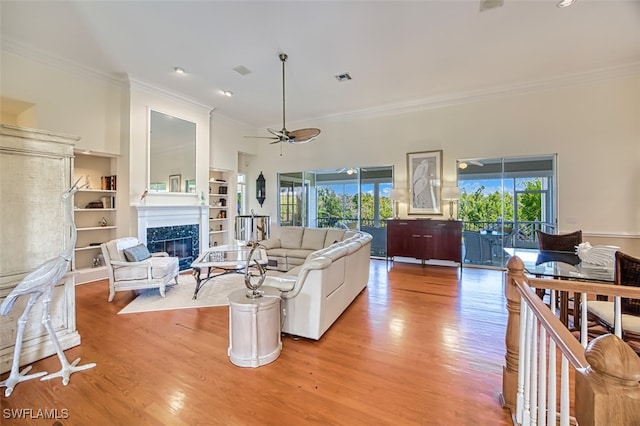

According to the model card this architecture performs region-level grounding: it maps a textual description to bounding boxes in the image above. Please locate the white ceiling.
[2,1,639,128]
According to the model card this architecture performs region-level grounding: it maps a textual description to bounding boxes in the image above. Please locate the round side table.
[227,286,282,367]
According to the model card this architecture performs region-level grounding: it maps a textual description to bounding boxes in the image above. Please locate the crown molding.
[1,37,128,87]
[127,78,214,114]
[315,62,640,124]
[3,35,637,127]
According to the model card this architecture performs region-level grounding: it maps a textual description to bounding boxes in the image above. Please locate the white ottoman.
[227,286,282,367]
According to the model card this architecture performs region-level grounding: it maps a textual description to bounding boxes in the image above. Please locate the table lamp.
[389,188,407,219]
[441,186,460,220]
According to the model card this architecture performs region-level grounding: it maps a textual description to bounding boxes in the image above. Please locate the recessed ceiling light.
[174,67,185,74]
[557,0,576,7]
[223,90,234,97]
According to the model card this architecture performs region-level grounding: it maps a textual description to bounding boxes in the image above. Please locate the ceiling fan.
[246,53,321,146]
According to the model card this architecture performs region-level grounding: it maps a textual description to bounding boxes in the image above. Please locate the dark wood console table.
[386,219,462,267]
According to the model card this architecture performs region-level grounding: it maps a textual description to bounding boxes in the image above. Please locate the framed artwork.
[406,150,443,215]
[185,179,196,193]
[169,174,181,193]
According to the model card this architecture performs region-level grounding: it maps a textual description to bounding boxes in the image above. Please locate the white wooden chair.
[100,237,179,302]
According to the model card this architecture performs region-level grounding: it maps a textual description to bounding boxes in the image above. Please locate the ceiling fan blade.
[288,128,321,144]
[267,128,288,139]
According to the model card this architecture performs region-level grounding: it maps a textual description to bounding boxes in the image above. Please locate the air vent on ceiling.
[233,65,252,76]
[335,72,352,82]
[479,0,504,12]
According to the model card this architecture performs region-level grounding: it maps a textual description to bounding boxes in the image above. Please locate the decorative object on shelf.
[389,188,407,219]
[85,200,104,209]
[441,186,460,220]
[84,175,91,189]
[139,189,148,205]
[407,150,443,215]
[576,242,619,266]
[244,243,267,299]
[169,174,181,193]
[100,175,117,190]
[0,177,96,397]
[99,217,108,227]
[256,172,266,207]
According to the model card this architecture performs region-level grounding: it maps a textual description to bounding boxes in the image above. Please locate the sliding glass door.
[277,166,394,256]
[457,155,556,268]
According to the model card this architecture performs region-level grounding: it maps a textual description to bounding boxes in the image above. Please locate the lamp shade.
[441,186,460,201]
[389,188,407,201]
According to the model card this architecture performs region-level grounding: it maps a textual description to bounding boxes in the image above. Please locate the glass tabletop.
[507,249,614,283]
[192,246,267,268]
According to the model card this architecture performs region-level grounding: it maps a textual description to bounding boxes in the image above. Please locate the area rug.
[118,272,246,314]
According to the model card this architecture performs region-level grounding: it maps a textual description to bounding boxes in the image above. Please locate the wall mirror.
[149,109,196,193]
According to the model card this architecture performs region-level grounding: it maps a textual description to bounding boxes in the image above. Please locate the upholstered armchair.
[101,237,179,302]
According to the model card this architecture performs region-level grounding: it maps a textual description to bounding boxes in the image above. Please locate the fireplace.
[147,225,199,271]
[135,205,209,271]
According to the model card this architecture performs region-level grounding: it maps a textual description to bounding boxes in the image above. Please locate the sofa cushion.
[149,256,179,279]
[287,248,315,260]
[124,244,151,262]
[280,227,305,249]
[324,229,346,247]
[302,228,327,250]
[587,301,640,333]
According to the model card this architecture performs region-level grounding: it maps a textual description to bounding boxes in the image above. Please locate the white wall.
[0,51,124,155]
[250,72,640,243]
[2,50,638,252]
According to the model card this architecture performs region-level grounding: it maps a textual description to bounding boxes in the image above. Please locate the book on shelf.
[101,175,117,191]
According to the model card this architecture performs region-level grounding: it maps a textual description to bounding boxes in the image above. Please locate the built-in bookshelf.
[73,152,118,284]
[209,169,231,247]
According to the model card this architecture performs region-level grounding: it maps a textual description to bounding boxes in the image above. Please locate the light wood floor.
[1,260,513,425]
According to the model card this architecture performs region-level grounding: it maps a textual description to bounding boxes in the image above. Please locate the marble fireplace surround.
[135,205,209,268]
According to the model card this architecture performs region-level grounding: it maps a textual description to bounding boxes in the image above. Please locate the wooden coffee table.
[190,245,268,300]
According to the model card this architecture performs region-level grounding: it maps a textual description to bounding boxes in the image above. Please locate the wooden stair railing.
[502,256,640,426]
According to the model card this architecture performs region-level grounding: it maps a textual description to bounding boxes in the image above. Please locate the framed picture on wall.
[169,174,181,193]
[406,150,443,215]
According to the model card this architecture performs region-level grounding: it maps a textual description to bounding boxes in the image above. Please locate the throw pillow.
[124,244,151,262]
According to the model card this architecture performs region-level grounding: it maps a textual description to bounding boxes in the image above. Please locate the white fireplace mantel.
[135,205,209,251]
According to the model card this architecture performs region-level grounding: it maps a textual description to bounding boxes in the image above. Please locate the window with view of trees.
[278,166,394,256]
[457,156,556,267]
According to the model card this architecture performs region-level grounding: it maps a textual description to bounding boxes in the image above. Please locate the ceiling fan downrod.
[279,53,288,136]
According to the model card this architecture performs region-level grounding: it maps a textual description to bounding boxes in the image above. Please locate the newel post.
[501,256,526,410]
[575,334,640,426]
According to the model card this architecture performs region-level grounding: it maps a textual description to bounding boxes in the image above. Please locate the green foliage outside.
[317,186,393,223]
[458,178,543,225]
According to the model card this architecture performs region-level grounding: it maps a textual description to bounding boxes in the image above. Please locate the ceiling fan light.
[223,90,234,97]
[174,67,185,74]
[557,0,576,7]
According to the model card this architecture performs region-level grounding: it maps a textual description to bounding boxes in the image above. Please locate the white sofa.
[258,227,372,340]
